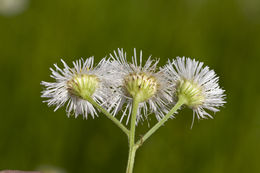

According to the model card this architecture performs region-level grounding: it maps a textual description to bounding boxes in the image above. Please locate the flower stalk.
[126,98,139,173]
[85,95,130,136]
[125,97,185,173]
[136,97,185,146]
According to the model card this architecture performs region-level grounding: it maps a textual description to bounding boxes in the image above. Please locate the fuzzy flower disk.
[164,57,226,119]
[108,48,172,124]
[124,72,158,102]
[41,57,111,119]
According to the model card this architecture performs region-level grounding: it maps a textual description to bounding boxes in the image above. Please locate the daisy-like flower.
[164,57,226,121]
[107,48,172,124]
[41,57,111,119]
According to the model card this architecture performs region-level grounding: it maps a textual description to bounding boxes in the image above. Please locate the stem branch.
[136,98,185,147]
[85,96,130,136]
[126,98,139,173]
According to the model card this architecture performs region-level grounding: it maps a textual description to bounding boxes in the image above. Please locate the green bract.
[67,74,99,99]
[177,79,204,108]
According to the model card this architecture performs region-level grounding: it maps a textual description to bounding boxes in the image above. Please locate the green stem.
[126,98,139,173]
[85,96,130,136]
[135,98,185,147]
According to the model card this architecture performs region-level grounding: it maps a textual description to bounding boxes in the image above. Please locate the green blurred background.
[0,0,259,172]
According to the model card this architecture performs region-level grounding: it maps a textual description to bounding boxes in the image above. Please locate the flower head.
[164,57,226,120]
[41,57,111,119]
[107,48,172,124]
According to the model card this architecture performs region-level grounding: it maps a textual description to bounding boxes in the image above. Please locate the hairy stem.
[126,98,139,173]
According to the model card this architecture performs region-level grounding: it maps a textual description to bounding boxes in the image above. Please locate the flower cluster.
[41,49,226,125]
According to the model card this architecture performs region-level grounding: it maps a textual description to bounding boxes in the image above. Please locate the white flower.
[41,57,112,119]
[163,57,226,121]
[107,48,172,125]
